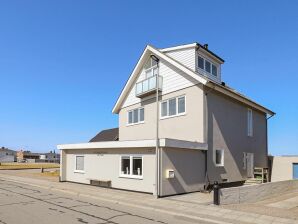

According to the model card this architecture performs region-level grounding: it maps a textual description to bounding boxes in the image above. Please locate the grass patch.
[39,170,60,177]
[0,163,60,170]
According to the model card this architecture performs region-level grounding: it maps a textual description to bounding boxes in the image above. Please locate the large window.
[128,108,144,125]
[75,155,84,172]
[160,96,185,118]
[197,55,218,77]
[247,109,253,137]
[120,155,143,178]
[215,149,224,167]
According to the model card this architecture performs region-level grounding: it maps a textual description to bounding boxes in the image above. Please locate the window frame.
[247,108,253,137]
[127,107,145,126]
[197,54,218,77]
[160,95,186,119]
[74,155,85,173]
[119,155,143,179]
[214,149,224,167]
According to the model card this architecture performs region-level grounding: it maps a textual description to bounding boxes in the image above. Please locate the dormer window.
[197,55,218,77]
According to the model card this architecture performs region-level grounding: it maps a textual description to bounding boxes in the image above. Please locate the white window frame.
[197,54,219,77]
[127,107,145,126]
[214,149,224,167]
[119,155,143,179]
[247,108,253,137]
[74,155,85,173]
[160,95,186,119]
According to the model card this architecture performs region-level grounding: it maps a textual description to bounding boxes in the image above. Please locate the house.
[270,156,298,182]
[39,151,60,163]
[0,147,16,163]
[17,150,40,163]
[58,42,274,197]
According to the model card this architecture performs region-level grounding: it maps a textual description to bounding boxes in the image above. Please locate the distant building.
[17,150,40,163]
[39,151,60,163]
[271,156,298,182]
[0,147,16,163]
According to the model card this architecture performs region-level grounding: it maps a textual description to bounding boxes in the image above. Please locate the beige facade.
[62,148,156,193]
[271,156,298,182]
[119,85,205,143]
[206,89,268,183]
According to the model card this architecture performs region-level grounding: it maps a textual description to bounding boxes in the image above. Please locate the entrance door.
[293,163,298,179]
[246,153,254,178]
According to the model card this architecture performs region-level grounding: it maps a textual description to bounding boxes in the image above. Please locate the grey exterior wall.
[62,148,155,193]
[119,85,205,143]
[160,147,205,196]
[206,89,268,183]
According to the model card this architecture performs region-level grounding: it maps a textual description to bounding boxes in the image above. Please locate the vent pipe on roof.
[203,44,208,49]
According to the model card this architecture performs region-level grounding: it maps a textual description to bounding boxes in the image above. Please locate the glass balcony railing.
[135,75,163,97]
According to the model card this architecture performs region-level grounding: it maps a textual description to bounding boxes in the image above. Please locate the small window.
[133,157,142,176]
[215,149,224,166]
[139,108,144,122]
[120,155,143,178]
[198,56,204,69]
[212,64,217,76]
[178,96,185,114]
[205,61,211,73]
[161,101,168,117]
[160,95,186,118]
[128,108,144,125]
[168,98,176,116]
[247,109,253,137]
[75,155,84,172]
[121,156,130,175]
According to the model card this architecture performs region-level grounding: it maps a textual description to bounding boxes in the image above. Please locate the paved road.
[0,178,212,224]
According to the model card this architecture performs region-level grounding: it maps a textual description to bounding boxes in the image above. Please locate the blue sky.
[0,1,297,155]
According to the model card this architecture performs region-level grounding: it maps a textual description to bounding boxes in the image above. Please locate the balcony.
[135,75,163,98]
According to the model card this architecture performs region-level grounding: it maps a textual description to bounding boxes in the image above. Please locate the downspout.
[266,113,275,182]
[151,55,160,198]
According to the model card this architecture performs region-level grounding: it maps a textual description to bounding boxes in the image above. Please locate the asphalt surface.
[0,178,212,224]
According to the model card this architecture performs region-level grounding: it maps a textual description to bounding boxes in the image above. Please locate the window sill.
[160,113,186,120]
[215,164,224,167]
[119,175,143,180]
[126,121,144,127]
[74,170,85,174]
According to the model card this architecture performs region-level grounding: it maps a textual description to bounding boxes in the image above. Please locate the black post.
[213,181,220,205]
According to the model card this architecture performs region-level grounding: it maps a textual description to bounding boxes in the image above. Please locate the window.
[121,156,130,175]
[247,109,253,137]
[198,56,204,69]
[212,64,217,76]
[144,58,158,78]
[75,155,84,172]
[205,60,211,73]
[120,155,143,178]
[215,149,224,166]
[128,107,144,125]
[160,96,186,118]
[197,55,218,77]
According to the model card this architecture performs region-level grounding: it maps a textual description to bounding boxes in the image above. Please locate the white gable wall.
[164,47,196,71]
[122,57,196,109]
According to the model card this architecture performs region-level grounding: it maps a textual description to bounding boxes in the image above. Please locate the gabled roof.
[89,128,119,142]
[112,44,274,116]
[112,45,208,114]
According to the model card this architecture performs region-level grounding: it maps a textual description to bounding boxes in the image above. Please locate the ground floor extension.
[58,138,207,197]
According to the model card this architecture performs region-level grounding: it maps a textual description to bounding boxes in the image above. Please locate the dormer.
[160,43,224,83]
[196,44,224,83]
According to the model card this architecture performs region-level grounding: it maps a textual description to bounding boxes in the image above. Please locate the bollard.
[213,181,220,205]
[41,167,44,173]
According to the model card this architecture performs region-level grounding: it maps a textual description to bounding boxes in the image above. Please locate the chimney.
[203,44,208,49]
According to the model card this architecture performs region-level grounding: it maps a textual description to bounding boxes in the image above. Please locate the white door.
[246,153,254,178]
